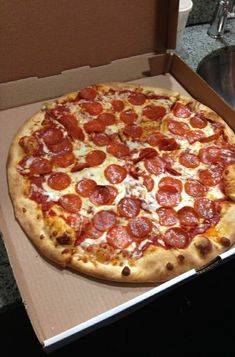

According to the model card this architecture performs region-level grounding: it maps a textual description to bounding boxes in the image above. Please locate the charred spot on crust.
[122,266,131,276]
[166,262,174,271]
[62,248,73,255]
[22,207,27,213]
[40,234,45,240]
[195,236,212,256]
[219,237,231,247]
[177,254,185,264]
[56,233,71,245]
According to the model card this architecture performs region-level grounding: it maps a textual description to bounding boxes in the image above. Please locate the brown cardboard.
[1,54,235,347]
[0,0,179,110]
[1,0,235,350]
[0,0,177,84]
[0,72,191,346]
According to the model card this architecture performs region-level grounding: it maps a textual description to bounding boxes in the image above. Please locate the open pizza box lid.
[1,0,235,351]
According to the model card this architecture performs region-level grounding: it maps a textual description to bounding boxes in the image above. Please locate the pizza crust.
[223,164,235,201]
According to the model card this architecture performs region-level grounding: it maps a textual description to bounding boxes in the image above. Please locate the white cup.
[176,0,193,49]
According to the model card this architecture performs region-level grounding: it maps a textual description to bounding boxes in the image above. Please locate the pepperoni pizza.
[7,83,235,282]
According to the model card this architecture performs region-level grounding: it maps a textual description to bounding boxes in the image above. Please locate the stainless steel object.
[207,0,234,38]
[197,46,235,108]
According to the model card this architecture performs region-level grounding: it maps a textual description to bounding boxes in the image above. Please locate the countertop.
[1,20,235,310]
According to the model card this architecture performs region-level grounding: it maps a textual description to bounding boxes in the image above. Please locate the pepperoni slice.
[132,148,157,164]
[30,158,52,175]
[179,151,200,168]
[128,92,146,105]
[106,185,118,204]
[198,166,223,186]
[172,103,191,118]
[84,119,106,133]
[81,101,103,115]
[75,178,96,197]
[48,138,73,154]
[47,172,71,190]
[112,100,124,112]
[51,152,75,168]
[97,112,116,126]
[156,185,181,207]
[199,128,222,143]
[47,105,69,119]
[163,227,189,248]
[59,115,85,140]
[158,137,179,151]
[186,130,205,144]
[79,87,97,100]
[120,109,138,124]
[158,177,183,192]
[147,132,165,146]
[143,176,154,192]
[199,146,221,165]
[91,133,111,146]
[190,114,207,128]
[59,114,77,130]
[128,217,152,239]
[104,164,127,184]
[165,165,181,176]
[89,185,117,205]
[106,225,132,249]
[85,150,106,166]
[143,105,166,120]
[30,175,45,188]
[156,207,178,226]
[71,162,88,172]
[123,124,143,139]
[184,179,206,197]
[107,143,129,158]
[178,206,199,226]
[41,127,63,145]
[144,156,165,175]
[93,210,117,231]
[68,126,85,141]
[220,149,235,165]
[194,198,216,219]
[59,194,82,214]
[76,223,103,243]
[117,197,141,218]
[168,120,190,136]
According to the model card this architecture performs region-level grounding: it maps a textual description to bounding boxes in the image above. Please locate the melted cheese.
[23,88,228,257]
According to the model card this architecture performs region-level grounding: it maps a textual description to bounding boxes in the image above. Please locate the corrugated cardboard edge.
[1,52,235,350]
[0,205,45,341]
[44,269,195,352]
[0,53,154,110]
[149,53,235,123]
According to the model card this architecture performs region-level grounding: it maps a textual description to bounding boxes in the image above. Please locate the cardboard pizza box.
[0,0,235,351]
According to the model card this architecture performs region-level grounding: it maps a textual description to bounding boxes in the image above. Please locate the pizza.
[7,82,235,283]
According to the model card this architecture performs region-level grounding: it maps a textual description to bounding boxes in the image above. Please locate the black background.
[1,258,235,357]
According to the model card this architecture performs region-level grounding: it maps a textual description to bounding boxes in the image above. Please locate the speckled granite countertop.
[177,19,235,69]
[1,19,235,310]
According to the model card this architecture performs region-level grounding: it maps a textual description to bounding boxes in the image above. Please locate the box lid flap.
[0,0,178,83]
